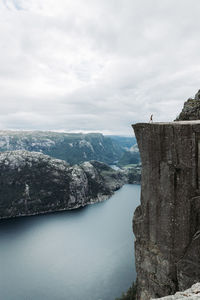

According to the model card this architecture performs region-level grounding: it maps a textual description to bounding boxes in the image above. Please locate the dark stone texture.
[132,121,200,300]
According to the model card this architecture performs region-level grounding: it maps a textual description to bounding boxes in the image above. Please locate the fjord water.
[0,184,140,300]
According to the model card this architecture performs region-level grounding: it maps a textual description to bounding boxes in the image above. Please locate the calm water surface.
[0,184,140,300]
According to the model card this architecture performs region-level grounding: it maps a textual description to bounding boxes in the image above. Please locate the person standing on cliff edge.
[150,114,153,123]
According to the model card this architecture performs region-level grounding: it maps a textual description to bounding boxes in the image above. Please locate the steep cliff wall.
[132,121,200,300]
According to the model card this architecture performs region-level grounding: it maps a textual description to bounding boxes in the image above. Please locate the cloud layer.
[0,0,200,135]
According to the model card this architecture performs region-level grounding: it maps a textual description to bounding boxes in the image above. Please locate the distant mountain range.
[0,131,140,166]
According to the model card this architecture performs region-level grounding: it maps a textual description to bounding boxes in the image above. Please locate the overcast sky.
[0,0,200,135]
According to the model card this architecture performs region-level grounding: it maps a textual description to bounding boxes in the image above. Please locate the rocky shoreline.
[0,194,112,220]
[0,150,135,220]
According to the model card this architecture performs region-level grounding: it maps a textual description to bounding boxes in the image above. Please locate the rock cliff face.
[132,121,200,300]
[0,150,127,219]
[176,90,200,121]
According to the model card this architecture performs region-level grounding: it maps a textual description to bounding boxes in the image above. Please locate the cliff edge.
[132,121,200,300]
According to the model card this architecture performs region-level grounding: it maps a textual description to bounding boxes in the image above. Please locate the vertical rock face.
[132,121,200,300]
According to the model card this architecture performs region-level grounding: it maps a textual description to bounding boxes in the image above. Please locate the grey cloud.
[0,0,200,135]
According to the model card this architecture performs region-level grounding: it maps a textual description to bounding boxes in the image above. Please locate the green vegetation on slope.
[116,283,136,300]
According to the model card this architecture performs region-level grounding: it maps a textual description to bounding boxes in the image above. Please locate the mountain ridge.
[0,130,134,165]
